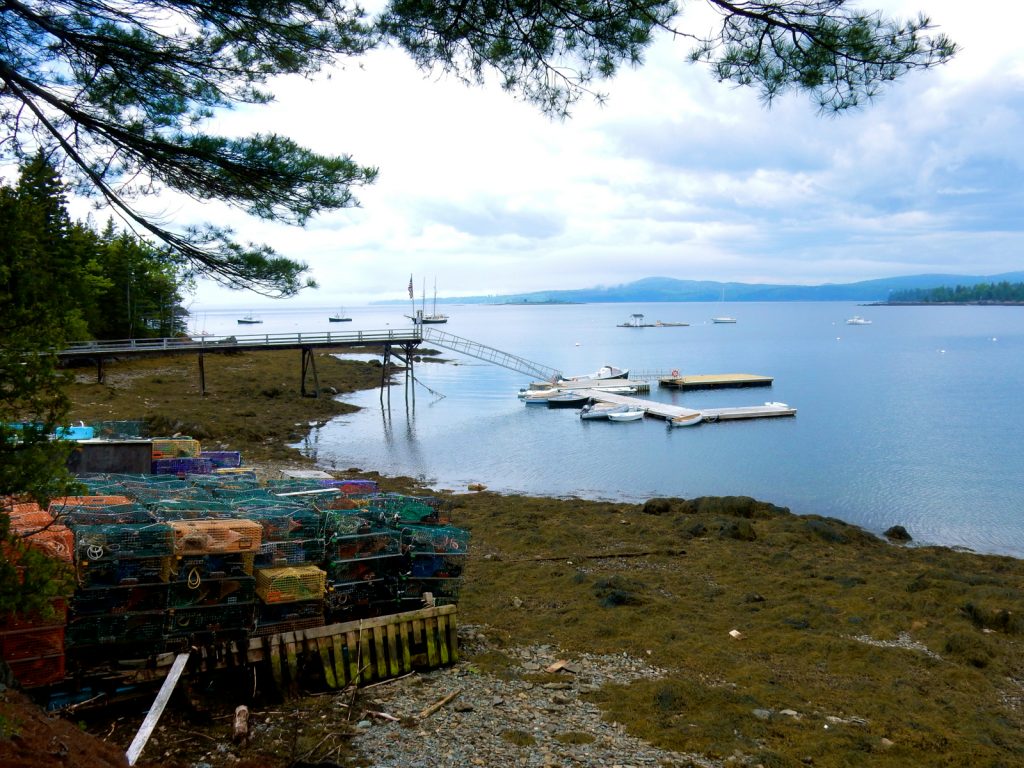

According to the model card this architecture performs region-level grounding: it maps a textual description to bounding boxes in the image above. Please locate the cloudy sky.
[150,0,1023,307]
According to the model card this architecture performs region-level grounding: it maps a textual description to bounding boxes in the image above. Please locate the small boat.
[846,316,872,325]
[655,320,689,327]
[237,313,262,325]
[618,313,649,328]
[712,317,737,324]
[669,412,703,428]
[563,364,628,382]
[607,408,644,422]
[546,393,591,409]
[521,389,559,404]
[579,403,631,420]
[329,308,352,322]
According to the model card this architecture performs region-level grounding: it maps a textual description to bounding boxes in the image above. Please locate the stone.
[884,525,912,542]
[752,709,772,721]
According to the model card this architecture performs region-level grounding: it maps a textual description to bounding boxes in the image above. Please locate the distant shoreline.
[867,301,1024,306]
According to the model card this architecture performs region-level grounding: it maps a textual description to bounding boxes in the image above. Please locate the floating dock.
[658,373,773,390]
[577,390,796,423]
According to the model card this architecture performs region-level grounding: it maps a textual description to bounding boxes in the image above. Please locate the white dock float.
[576,390,700,420]
[578,390,796,423]
[700,403,797,421]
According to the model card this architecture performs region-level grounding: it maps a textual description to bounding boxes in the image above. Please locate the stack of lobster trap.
[1,467,470,689]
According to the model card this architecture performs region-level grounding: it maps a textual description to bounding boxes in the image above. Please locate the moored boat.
[237,313,262,324]
[329,308,352,322]
[711,317,737,324]
[563,364,628,382]
[846,316,872,325]
[669,412,703,427]
[579,403,631,420]
[546,393,591,408]
[607,408,644,422]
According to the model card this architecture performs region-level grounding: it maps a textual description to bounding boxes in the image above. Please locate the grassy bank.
[64,351,1024,767]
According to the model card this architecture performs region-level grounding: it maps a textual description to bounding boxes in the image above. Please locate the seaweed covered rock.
[885,525,913,542]
[644,496,788,519]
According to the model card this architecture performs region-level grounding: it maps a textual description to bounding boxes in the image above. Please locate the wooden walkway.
[57,329,423,359]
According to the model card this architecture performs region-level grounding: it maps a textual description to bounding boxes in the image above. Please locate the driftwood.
[417,688,462,720]
[507,549,687,563]
[233,705,249,745]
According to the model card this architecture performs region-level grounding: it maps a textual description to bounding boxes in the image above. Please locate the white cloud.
[71,0,1024,307]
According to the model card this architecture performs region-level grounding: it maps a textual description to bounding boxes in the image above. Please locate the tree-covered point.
[888,281,1024,304]
[1,0,956,296]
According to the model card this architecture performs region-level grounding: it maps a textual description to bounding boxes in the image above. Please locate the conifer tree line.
[889,282,1024,304]
[1,154,188,344]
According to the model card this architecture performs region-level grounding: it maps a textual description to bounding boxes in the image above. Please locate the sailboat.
[328,307,352,322]
[407,276,449,325]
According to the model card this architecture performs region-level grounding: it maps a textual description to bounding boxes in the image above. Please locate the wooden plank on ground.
[125,652,190,766]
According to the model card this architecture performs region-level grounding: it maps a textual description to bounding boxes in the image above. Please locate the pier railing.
[422,328,563,382]
[58,329,423,358]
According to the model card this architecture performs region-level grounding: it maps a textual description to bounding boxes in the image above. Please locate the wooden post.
[233,705,249,745]
[198,351,206,396]
[300,347,320,398]
[125,652,190,766]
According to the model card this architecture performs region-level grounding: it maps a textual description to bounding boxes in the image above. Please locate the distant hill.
[376,272,1024,304]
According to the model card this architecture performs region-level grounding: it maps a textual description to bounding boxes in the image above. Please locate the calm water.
[197,302,1024,557]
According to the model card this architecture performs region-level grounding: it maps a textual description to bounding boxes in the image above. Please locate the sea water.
[195,302,1024,557]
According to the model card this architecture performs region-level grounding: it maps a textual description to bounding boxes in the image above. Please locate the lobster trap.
[255,565,327,604]
[164,602,256,641]
[169,519,263,555]
[168,576,256,608]
[256,538,326,567]
[76,556,172,588]
[74,523,175,562]
[169,553,255,581]
[152,457,214,475]
[150,438,201,459]
[71,583,169,616]
[360,493,452,526]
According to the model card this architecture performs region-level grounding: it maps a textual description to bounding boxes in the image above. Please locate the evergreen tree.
[1,0,956,296]
[0,157,81,619]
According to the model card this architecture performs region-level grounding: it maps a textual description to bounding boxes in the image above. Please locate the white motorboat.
[711,317,737,324]
[669,412,703,427]
[563,364,628,382]
[607,408,644,422]
[521,389,559,404]
[846,316,872,325]
[579,403,631,420]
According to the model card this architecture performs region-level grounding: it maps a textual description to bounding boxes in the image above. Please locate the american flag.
[408,275,413,299]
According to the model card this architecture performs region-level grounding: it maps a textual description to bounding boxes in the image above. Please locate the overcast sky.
[142,0,1023,308]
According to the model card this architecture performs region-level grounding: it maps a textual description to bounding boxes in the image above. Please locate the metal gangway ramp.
[422,328,563,382]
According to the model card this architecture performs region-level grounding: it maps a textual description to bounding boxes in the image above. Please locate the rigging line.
[411,374,446,399]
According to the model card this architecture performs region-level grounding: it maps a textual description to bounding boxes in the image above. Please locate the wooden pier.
[658,373,773,390]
